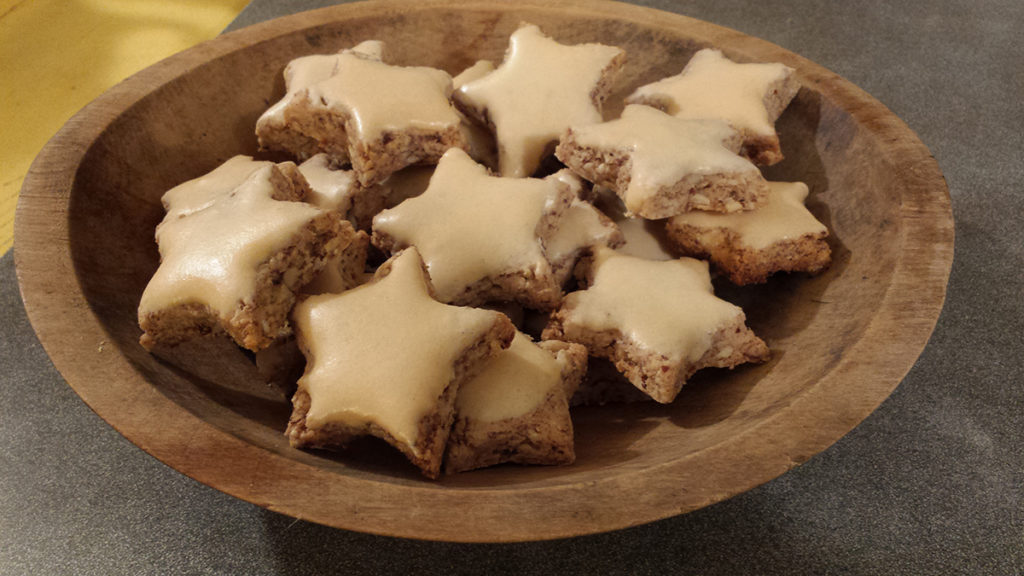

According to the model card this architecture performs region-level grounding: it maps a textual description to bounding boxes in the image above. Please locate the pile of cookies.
[137,24,831,479]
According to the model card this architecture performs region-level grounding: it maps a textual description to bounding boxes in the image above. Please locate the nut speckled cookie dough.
[258,40,467,186]
[666,181,831,284]
[544,246,769,403]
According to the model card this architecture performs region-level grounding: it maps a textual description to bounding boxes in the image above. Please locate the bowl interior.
[68,6,897,487]
[20,2,951,541]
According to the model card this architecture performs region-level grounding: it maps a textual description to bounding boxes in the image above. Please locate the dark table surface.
[2,1,1022,574]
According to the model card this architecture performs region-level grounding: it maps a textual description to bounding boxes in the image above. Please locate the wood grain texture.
[13,0,953,542]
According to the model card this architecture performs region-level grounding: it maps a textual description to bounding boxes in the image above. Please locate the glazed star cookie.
[286,248,515,479]
[543,246,770,403]
[455,24,625,178]
[542,170,624,286]
[556,104,769,218]
[626,48,800,166]
[666,181,831,284]
[371,147,574,309]
[260,40,466,186]
[444,332,587,474]
[139,161,363,352]
[256,40,383,162]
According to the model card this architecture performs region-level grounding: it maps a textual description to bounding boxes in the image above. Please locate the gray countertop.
[2,1,1022,574]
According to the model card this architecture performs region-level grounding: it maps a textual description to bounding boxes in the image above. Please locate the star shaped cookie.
[256,40,383,162]
[261,40,466,186]
[666,180,831,284]
[286,248,515,479]
[455,23,624,178]
[556,104,768,218]
[139,162,361,351]
[371,147,574,309]
[627,48,799,166]
[543,246,769,403]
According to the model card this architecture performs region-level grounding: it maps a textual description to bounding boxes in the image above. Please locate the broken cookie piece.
[287,248,515,479]
[455,23,624,178]
[139,161,362,352]
[372,147,574,309]
[666,181,831,284]
[543,246,769,403]
[444,332,586,474]
[556,104,768,218]
[626,48,799,166]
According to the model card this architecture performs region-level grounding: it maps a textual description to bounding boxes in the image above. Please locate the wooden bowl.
[13,0,953,542]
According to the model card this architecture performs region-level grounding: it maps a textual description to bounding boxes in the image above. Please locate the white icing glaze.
[372,148,561,302]
[565,105,759,214]
[140,165,324,316]
[456,24,623,177]
[671,181,826,249]
[456,331,563,423]
[546,198,618,263]
[161,155,271,218]
[629,48,793,136]
[258,54,342,131]
[294,248,501,450]
[257,40,384,132]
[306,50,460,140]
[452,59,495,88]
[298,153,357,213]
[563,246,741,363]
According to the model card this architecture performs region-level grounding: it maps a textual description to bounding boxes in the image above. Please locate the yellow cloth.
[0,0,249,256]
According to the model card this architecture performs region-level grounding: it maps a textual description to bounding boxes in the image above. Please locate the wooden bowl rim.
[13,0,954,542]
